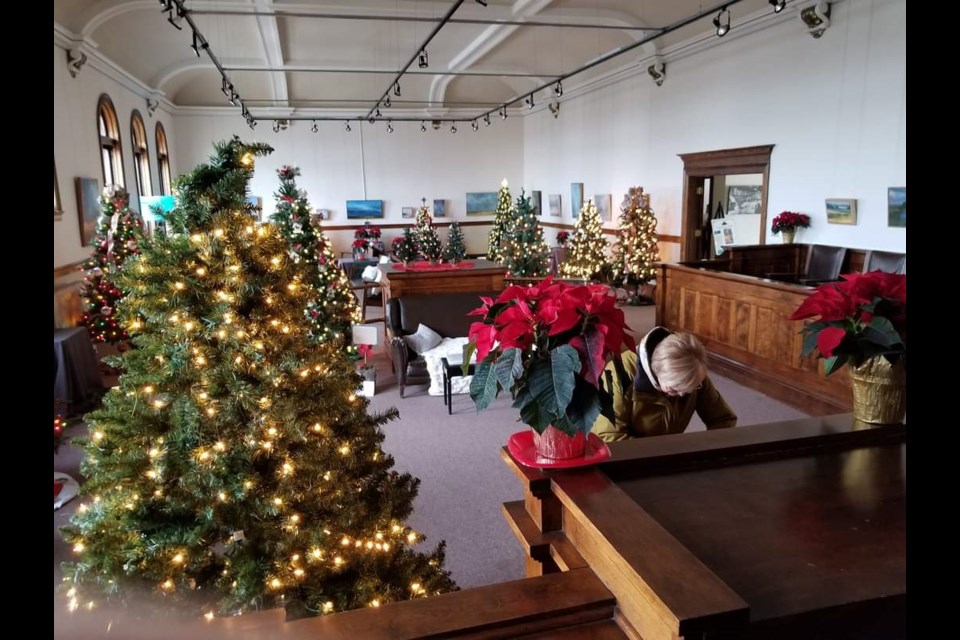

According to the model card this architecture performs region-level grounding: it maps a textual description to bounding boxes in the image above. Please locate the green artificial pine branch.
[486,182,513,263]
[501,191,549,277]
[444,221,467,264]
[559,200,609,280]
[613,187,660,287]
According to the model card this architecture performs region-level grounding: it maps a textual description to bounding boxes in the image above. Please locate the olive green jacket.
[591,349,737,442]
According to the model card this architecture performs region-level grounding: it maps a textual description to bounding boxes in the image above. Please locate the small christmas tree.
[444,220,467,264]
[272,165,358,344]
[79,186,143,343]
[486,179,513,263]
[392,228,418,265]
[414,199,443,263]
[614,186,660,289]
[501,191,550,277]
[61,137,456,620]
[560,200,609,280]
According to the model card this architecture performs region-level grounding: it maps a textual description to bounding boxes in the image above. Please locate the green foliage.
[560,200,609,280]
[486,183,513,263]
[414,204,443,262]
[613,187,660,285]
[500,191,550,277]
[392,228,418,263]
[61,136,456,620]
[80,186,144,343]
[444,221,467,263]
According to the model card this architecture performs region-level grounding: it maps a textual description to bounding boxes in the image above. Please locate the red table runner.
[392,261,476,272]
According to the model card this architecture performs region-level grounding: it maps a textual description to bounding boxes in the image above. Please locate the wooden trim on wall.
[54,259,85,281]
[322,220,494,231]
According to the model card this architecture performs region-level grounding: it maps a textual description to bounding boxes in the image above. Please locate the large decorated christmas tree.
[559,199,609,280]
[414,199,443,262]
[79,186,143,343]
[61,137,456,620]
[500,191,550,277]
[272,165,358,344]
[486,179,513,263]
[613,186,660,286]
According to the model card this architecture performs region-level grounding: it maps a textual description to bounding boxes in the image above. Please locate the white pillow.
[403,323,443,355]
[361,265,383,283]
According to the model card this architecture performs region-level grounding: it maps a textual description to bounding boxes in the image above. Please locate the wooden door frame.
[678,145,774,261]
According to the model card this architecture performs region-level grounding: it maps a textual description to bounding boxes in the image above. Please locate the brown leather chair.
[863,250,906,274]
[766,245,847,286]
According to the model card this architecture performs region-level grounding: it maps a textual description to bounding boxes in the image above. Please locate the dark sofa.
[386,292,499,397]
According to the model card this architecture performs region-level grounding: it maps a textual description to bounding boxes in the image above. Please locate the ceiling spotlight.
[548,102,560,119]
[418,49,429,69]
[368,116,375,124]
[713,6,731,37]
[799,2,832,38]
[475,0,488,6]
[647,61,666,87]
[387,121,394,133]
[432,120,441,130]
[311,121,318,133]
[345,122,352,132]
[166,5,184,30]
[450,124,457,134]
[221,78,232,98]
[471,120,479,132]
[272,120,280,133]
[554,81,563,97]
[394,83,401,97]
[525,95,535,109]
[484,113,491,127]
[769,0,786,12]
[384,96,391,108]
[190,31,208,57]
[159,0,173,11]
[375,108,382,118]
[228,90,239,106]
[499,108,507,120]
[247,118,257,130]
[420,121,427,132]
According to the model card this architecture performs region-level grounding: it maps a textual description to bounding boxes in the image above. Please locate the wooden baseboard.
[707,352,850,417]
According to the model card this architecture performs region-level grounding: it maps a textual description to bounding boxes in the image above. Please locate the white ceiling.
[55,0,781,119]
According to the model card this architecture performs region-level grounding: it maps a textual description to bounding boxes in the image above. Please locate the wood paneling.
[657,263,851,414]
[381,259,507,299]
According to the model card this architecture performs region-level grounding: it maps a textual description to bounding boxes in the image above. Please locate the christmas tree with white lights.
[560,199,609,280]
[613,186,660,287]
[501,191,550,277]
[444,220,467,264]
[61,137,456,621]
[272,165,358,344]
[79,186,143,343]
[486,179,513,263]
[414,199,443,262]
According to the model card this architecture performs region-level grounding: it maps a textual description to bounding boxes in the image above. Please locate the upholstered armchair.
[863,250,906,274]
[766,245,848,286]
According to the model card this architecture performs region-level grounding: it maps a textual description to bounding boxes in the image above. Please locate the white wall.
[523,0,906,260]
[54,43,177,269]
[173,115,525,255]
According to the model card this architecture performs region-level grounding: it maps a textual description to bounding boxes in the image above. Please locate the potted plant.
[351,237,368,260]
[789,271,906,423]
[556,230,570,247]
[466,277,635,459]
[770,211,811,244]
[356,343,377,397]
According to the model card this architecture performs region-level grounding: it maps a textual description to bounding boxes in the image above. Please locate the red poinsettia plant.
[771,211,811,234]
[789,271,905,376]
[466,277,635,436]
[556,230,570,246]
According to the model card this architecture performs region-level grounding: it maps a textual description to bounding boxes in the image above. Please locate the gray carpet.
[53,305,809,597]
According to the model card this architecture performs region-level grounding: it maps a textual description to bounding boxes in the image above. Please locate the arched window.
[97,95,125,188]
[130,111,152,197]
[156,122,172,195]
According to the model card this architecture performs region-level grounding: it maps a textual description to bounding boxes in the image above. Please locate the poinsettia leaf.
[824,354,846,376]
[519,398,553,432]
[863,317,903,347]
[461,342,477,376]
[801,329,821,358]
[570,325,606,387]
[469,362,499,410]
[512,387,533,410]
[527,345,579,419]
[494,348,523,391]
[565,377,602,435]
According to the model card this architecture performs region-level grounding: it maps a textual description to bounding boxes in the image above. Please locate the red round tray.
[507,430,611,469]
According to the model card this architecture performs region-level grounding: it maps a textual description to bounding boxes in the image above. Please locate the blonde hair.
[650,333,708,394]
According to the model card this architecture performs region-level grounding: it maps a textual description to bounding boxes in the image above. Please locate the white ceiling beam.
[251,0,288,105]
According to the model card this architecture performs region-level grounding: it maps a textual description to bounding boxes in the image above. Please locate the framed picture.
[726,185,762,216]
[530,190,542,216]
[571,183,584,218]
[887,187,905,228]
[466,192,497,216]
[402,207,416,219]
[75,177,101,247]
[433,199,446,217]
[594,193,612,222]
[346,199,384,219]
[315,208,331,220]
[825,198,858,225]
[548,194,562,217]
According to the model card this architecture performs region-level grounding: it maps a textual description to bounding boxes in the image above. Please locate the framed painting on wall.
[594,194,612,222]
[466,192,497,216]
[529,190,542,216]
[726,185,762,215]
[433,199,446,217]
[548,194,562,217]
[402,207,416,219]
[75,177,101,247]
[571,183,584,218]
[825,198,857,225]
[887,187,905,228]
[346,200,384,219]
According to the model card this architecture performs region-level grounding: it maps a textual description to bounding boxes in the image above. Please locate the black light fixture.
[475,0,488,5]
[394,83,401,97]
[418,49,429,69]
[471,120,479,132]
[387,121,394,133]
[228,89,239,106]
[345,121,352,132]
[420,121,427,132]
[311,121,318,133]
[500,108,507,120]
[769,0,786,12]
[375,108,382,118]
[554,81,563,97]
[190,31,207,57]
[525,95,535,109]
[450,123,457,134]
[166,4,184,30]
[713,6,731,37]
[384,96,391,108]
[159,0,173,10]
[247,118,257,130]
[484,113,491,127]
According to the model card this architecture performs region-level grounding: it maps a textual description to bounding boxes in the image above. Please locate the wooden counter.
[380,259,507,300]
[655,261,852,414]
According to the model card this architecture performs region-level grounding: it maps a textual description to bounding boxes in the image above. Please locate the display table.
[53,327,104,416]
[502,414,906,640]
[381,258,506,300]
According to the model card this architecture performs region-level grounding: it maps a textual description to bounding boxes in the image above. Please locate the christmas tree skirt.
[54,472,79,510]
